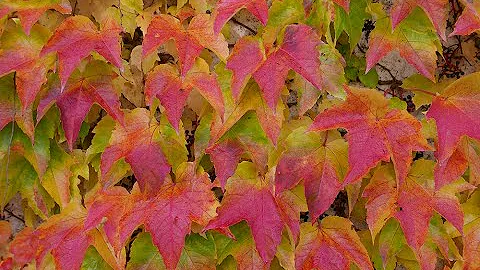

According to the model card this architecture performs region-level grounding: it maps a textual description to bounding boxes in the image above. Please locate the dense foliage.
[0,0,480,269]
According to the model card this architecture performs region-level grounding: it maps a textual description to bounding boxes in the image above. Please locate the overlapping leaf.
[0,0,71,34]
[451,0,480,36]
[145,62,224,131]
[275,125,348,220]
[142,14,229,76]
[37,61,123,150]
[311,86,430,186]
[390,0,448,40]
[100,108,171,193]
[295,217,373,270]
[85,163,218,269]
[366,3,442,81]
[41,14,122,89]
[204,162,306,267]
[0,23,52,110]
[227,24,322,109]
[427,72,480,188]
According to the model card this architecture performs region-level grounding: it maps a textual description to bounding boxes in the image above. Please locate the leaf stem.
[407,88,437,97]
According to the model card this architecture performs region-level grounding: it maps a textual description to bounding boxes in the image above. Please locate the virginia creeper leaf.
[390,0,448,40]
[37,61,124,150]
[295,217,373,270]
[0,74,34,141]
[426,72,480,188]
[9,203,119,270]
[227,24,322,109]
[86,163,218,270]
[41,14,123,89]
[310,86,430,186]
[275,125,348,221]
[0,23,53,110]
[145,63,224,131]
[366,4,441,81]
[451,0,480,36]
[100,108,170,193]
[212,0,268,34]
[0,0,71,34]
[127,232,217,270]
[142,14,229,76]
[204,162,305,266]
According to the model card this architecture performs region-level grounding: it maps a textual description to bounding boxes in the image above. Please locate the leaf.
[207,111,270,189]
[0,0,71,34]
[145,63,224,131]
[204,162,305,266]
[451,0,480,36]
[364,160,474,253]
[213,222,266,269]
[462,190,480,270]
[334,0,369,50]
[275,125,348,221]
[227,24,322,109]
[262,0,305,49]
[0,23,53,110]
[310,86,430,186]
[40,141,73,208]
[363,165,398,240]
[0,74,34,141]
[41,14,123,89]
[9,203,119,270]
[85,163,218,270]
[81,247,113,270]
[426,72,480,188]
[142,14,229,76]
[212,0,268,34]
[390,0,448,40]
[295,217,373,270]
[366,3,441,81]
[100,108,170,193]
[127,232,217,270]
[37,61,124,150]
[401,74,451,108]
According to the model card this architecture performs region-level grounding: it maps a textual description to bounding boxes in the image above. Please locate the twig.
[230,18,257,35]
[2,208,24,223]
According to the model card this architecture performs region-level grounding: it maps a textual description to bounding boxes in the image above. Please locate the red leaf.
[8,204,116,270]
[145,64,224,131]
[295,217,373,270]
[311,86,430,186]
[426,72,480,188]
[391,0,448,40]
[101,108,170,193]
[366,4,441,81]
[204,162,303,266]
[41,15,122,89]
[212,0,268,34]
[363,161,474,252]
[275,126,348,221]
[451,0,480,36]
[227,24,322,109]
[0,0,71,34]
[85,163,218,270]
[0,24,52,110]
[38,61,123,150]
[142,14,229,76]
